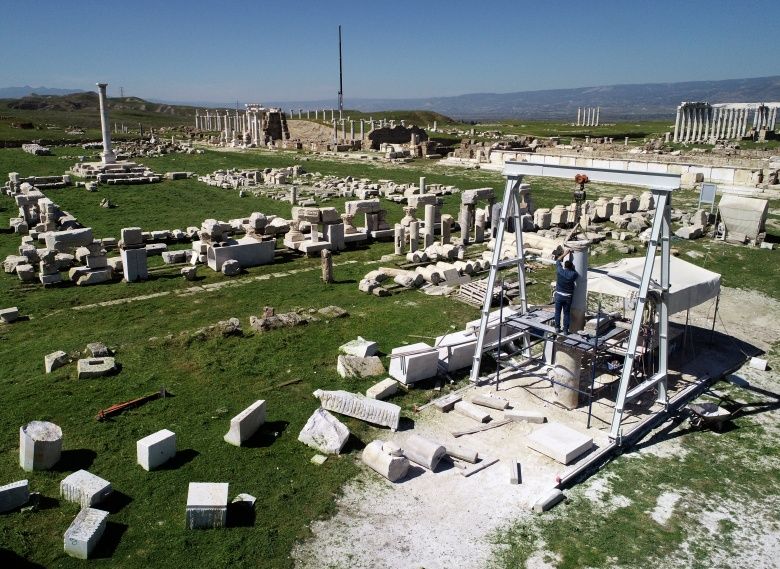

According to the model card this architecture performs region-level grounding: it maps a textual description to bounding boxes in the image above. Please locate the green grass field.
[0,141,778,568]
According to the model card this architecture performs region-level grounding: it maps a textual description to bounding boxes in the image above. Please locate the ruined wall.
[367,125,428,150]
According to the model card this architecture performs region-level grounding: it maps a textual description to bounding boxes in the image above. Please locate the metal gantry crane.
[469,161,681,443]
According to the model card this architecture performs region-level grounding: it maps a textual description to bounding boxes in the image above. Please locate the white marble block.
[435,331,477,372]
[0,479,29,513]
[186,482,228,529]
[361,440,409,482]
[339,336,378,358]
[19,420,62,471]
[389,342,439,384]
[137,429,176,471]
[454,401,491,423]
[297,409,349,454]
[314,389,400,430]
[60,470,112,508]
[526,423,594,464]
[224,400,266,446]
[365,378,399,400]
[402,434,445,470]
[63,507,109,559]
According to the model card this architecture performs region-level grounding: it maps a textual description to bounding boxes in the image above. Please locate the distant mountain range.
[3,76,780,121]
[258,76,780,121]
[0,86,86,99]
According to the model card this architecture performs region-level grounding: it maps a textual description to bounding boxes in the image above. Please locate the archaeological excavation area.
[0,83,778,569]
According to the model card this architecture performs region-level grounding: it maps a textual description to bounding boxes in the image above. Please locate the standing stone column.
[419,176,426,194]
[673,106,682,142]
[408,221,420,252]
[703,106,710,141]
[595,107,600,127]
[440,214,452,245]
[566,240,590,333]
[321,249,334,283]
[394,224,405,255]
[711,108,719,141]
[474,210,486,244]
[423,204,435,248]
[459,204,471,245]
[96,83,116,164]
[332,120,337,143]
[350,120,354,141]
[577,107,581,126]
[360,119,364,140]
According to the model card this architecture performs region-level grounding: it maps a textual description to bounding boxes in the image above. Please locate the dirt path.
[292,286,779,569]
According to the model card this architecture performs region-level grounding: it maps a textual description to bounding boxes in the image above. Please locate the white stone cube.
[137,429,176,471]
[60,469,112,508]
[389,342,439,384]
[63,507,109,559]
[186,482,228,529]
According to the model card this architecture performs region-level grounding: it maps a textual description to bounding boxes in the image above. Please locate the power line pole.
[338,25,343,113]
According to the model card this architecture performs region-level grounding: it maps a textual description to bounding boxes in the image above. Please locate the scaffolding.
[470,161,681,444]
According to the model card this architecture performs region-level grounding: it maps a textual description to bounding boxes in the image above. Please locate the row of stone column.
[674,102,778,143]
[576,107,600,127]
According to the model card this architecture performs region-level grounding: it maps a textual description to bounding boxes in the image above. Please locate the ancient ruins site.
[1,3,779,569]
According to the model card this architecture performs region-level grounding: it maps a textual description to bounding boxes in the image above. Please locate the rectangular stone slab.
[224,400,266,446]
[432,393,462,412]
[505,409,546,424]
[388,342,439,384]
[64,507,109,559]
[314,389,400,430]
[526,423,594,465]
[471,394,509,410]
[454,401,491,423]
[365,378,399,400]
[0,479,29,513]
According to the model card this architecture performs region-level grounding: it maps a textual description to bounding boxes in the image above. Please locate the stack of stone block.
[69,242,112,286]
[38,248,62,285]
[119,227,148,282]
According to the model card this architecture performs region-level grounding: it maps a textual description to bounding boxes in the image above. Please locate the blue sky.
[3,0,779,103]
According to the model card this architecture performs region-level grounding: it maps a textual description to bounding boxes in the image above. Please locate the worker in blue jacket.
[554,249,578,335]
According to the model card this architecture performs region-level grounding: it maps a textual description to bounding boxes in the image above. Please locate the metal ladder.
[608,188,672,441]
[469,175,529,383]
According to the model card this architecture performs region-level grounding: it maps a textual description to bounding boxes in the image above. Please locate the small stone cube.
[60,470,112,508]
[137,429,176,471]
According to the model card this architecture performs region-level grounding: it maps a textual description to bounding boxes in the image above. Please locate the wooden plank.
[459,456,499,477]
[451,418,511,438]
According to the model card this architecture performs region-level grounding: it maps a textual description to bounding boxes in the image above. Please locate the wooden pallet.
[456,277,519,307]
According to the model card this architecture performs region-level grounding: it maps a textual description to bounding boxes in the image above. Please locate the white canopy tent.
[587,256,721,315]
